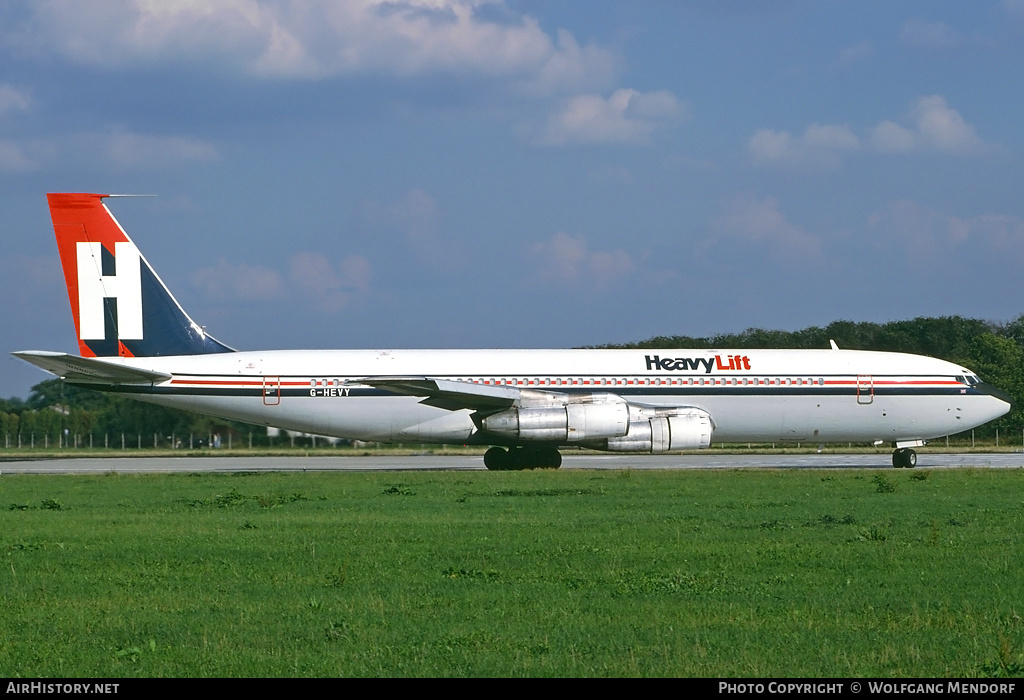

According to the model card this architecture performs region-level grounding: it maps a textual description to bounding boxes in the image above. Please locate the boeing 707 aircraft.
[13,193,1012,469]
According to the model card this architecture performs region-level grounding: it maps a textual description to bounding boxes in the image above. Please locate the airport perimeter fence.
[2,429,1023,452]
[0,430,352,451]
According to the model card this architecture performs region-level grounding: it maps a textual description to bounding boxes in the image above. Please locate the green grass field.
[2,468,1023,677]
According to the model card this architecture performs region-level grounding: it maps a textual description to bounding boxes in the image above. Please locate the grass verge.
[2,468,1023,677]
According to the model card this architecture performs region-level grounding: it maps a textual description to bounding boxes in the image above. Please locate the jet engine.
[600,408,712,453]
[481,402,629,442]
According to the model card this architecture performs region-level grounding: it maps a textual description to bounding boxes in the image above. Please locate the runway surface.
[2,452,1023,474]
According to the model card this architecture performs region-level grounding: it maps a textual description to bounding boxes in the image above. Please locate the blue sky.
[3,1,1024,398]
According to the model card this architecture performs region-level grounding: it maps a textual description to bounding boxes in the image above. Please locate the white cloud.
[0,131,216,172]
[359,188,461,268]
[900,18,963,50]
[804,123,860,150]
[289,252,371,312]
[910,95,985,153]
[867,120,917,153]
[867,199,946,259]
[104,132,219,168]
[526,28,616,96]
[836,40,872,67]
[539,88,684,146]
[192,260,286,302]
[870,200,1024,261]
[0,85,32,115]
[0,139,37,171]
[713,195,821,257]
[530,232,636,287]
[749,123,859,169]
[192,252,371,312]
[0,86,36,170]
[752,95,987,168]
[9,0,615,91]
[389,188,441,243]
[869,95,984,154]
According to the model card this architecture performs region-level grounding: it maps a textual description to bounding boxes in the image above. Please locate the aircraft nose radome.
[978,383,1013,411]
[976,383,1013,422]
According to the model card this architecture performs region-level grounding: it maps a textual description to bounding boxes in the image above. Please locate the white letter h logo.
[76,242,144,340]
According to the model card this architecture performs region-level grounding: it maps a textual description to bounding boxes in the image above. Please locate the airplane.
[13,192,1013,470]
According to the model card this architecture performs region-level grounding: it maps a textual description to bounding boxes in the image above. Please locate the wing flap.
[12,351,172,385]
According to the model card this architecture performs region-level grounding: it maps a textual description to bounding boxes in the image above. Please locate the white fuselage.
[35,193,1011,456]
[93,347,1009,447]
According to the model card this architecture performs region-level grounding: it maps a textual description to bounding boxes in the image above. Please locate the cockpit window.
[958,374,981,386]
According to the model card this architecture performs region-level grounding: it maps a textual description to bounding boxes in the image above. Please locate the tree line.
[0,376,289,448]
[3,315,1023,448]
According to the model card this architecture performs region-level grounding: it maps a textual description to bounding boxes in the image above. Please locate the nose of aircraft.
[977,382,1013,418]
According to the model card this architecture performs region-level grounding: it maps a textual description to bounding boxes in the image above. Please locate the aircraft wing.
[12,351,172,385]
[356,376,564,411]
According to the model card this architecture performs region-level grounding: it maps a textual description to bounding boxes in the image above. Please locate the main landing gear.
[484,446,562,470]
[892,447,917,468]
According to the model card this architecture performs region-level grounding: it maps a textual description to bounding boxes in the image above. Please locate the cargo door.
[856,375,873,404]
[263,376,281,406]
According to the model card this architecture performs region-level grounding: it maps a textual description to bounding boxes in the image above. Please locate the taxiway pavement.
[2,452,1023,474]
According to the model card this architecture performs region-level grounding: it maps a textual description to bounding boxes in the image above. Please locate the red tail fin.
[47,193,234,358]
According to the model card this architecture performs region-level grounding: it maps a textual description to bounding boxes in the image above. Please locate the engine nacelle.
[481,402,629,442]
[601,409,712,453]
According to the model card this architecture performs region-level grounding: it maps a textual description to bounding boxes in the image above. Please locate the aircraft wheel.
[522,446,562,469]
[487,446,562,470]
[484,447,509,470]
[892,448,917,468]
[513,447,541,470]
[540,447,562,469]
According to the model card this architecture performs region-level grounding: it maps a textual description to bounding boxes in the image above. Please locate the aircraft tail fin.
[46,193,235,358]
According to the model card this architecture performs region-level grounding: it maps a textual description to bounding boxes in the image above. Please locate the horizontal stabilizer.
[12,351,172,385]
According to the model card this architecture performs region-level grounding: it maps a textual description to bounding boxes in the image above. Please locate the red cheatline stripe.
[825,380,959,386]
[171,379,259,386]
[170,379,313,386]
